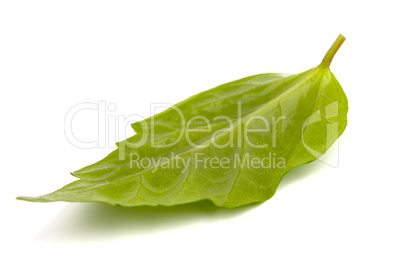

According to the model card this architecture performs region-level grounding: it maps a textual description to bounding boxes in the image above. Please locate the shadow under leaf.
[277,159,327,192]
[37,200,258,242]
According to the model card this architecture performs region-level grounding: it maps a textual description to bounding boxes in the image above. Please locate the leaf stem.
[319,34,346,69]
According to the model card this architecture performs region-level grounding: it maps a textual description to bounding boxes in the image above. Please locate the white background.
[1,1,401,267]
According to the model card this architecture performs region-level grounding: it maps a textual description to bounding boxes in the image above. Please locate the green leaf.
[18,34,348,208]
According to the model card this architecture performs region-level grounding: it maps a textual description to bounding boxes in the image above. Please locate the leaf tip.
[16,196,46,202]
